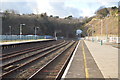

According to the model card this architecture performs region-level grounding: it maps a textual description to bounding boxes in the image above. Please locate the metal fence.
[85,36,120,43]
[0,35,54,41]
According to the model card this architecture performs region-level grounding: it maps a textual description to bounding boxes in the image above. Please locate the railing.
[0,35,54,41]
[85,36,120,43]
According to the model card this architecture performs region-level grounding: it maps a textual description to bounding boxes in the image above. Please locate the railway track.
[1,41,66,73]
[1,40,65,69]
[1,40,62,57]
[1,41,65,67]
[1,40,77,80]
[27,41,78,80]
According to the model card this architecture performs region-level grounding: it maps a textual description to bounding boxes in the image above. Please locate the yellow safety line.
[82,41,89,79]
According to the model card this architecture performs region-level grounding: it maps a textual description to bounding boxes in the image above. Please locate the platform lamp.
[20,24,25,40]
[35,27,39,39]
[9,26,12,40]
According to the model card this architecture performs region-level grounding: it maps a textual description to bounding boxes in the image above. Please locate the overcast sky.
[0,0,119,18]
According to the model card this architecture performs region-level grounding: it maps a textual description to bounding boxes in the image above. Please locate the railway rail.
[1,41,62,68]
[1,41,67,70]
[1,40,60,56]
[1,40,78,80]
[27,41,78,80]
[1,41,66,74]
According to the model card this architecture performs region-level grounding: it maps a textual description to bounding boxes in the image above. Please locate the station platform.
[0,39,54,46]
[62,40,118,79]
[84,40,118,78]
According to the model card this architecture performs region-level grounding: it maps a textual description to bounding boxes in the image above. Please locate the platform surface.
[84,40,118,78]
[62,40,118,79]
[0,39,53,45]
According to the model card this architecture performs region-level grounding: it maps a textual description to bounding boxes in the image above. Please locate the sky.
[0,0,119,18]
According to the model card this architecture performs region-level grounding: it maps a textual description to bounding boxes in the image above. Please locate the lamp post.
[87,29,89,37]
[54,30,59,40]
[9,26,12,40]
[93,18,103,36]
[98,19,103,45]
[87,29,92,40]
[88,24,94,36]
[9,26,12,35]
[20,24,25,40]
[100,19,103,36]
[35,27,39,39]
[87,28,91,36]
[93,18,104,45]
[91,25,94,36]
[106,17,109,42]
[88,23,97,42]
[54,31,57,40]
[54,30,61,40]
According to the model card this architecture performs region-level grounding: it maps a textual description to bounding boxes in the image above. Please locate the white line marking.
[61,40,80,80]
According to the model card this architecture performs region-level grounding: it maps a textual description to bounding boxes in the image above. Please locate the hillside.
[85,16,118,36]
[84,7,119,37]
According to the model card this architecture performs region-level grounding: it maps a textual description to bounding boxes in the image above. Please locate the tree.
[95,7,109,18]
[111,6,117,9]
[68,15,73,19]
[50,15,53,17]
[111,6,118,16]
[64,15,73,19]
[54,16,59,18]
[40,12,48,18]
[2,9,85,38]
